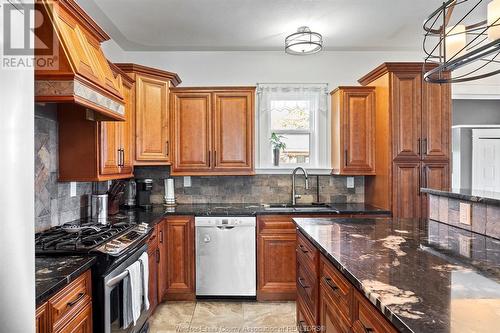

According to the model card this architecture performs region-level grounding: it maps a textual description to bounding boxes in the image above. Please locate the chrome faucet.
[292,167,309,206]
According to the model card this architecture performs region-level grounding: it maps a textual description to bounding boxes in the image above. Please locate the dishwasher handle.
[216,225,235,230]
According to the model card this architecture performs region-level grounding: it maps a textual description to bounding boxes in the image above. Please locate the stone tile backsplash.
[428,194,500,240]
[35,105,96,232]
[134,166,364,205]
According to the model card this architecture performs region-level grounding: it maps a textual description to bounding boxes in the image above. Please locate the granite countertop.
[421,188,500,206]
[294,217,500,333]
[36,256,96,306]
[133,202,390,218]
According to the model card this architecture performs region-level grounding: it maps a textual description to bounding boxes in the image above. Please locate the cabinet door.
[341,89,375,174]
[146,228,159,313]
[422,81,451,161]
[393,162,421,218]
[171,92,212,174]
[352,291,397,333]
[421,162,450,218]
[212,91,254,173]
[36,303,49,333]
[165,216,195,300]
[157,220,167,301]
[135,75,169,162]
[119,83,134,174]
[391,72,422,160]
[319,285,351,333]
[257,233,297,301]
[100,122,121,175]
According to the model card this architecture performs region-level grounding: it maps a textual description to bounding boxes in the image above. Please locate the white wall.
[102,42,422,87]
[0,3,35,333]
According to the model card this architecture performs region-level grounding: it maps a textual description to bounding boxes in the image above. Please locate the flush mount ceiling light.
[285,26,323,55]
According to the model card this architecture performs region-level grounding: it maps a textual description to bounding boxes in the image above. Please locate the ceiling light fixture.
[285,26,323,55]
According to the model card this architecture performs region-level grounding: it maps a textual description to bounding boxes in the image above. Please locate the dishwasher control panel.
[195,216,256,227]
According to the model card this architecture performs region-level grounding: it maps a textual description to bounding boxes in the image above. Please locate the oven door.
[104,244,151,333]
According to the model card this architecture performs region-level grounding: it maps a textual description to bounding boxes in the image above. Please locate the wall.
[34,104,97,232]
[452,99,500,125]
[134,167,363,205]
[102,43,422,88]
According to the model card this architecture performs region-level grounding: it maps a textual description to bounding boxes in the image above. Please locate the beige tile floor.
[149,301,298,333]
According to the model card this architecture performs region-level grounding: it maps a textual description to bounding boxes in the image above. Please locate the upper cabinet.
[34,0,125,120]
[116,63,181,165]
[331,87,376,175]
[57,63,135,181]
[170,87,255,176]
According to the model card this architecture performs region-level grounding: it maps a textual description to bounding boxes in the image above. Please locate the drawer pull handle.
[66,292,85,307]
[324,277,339,291]
[298,277,310,289]
[364,327,374,333]
[298,320,307,333]
[298,244,309,253]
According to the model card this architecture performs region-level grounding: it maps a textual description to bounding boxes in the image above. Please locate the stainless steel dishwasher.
[195,216,256,297]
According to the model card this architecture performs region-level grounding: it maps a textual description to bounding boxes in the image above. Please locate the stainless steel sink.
[293,206,333,212]
[263,204,337,213]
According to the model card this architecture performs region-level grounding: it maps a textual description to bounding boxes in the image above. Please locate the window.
[256,84,329,171]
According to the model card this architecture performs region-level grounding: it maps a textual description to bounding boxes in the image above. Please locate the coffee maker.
[136,179,153,210]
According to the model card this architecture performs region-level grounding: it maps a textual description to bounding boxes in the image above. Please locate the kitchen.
[1,0,500,333]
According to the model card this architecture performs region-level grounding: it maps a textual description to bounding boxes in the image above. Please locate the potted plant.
[270,132,286,166]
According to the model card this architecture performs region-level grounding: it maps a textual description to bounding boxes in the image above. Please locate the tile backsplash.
[35,105,95,232]
[134,167,364,205]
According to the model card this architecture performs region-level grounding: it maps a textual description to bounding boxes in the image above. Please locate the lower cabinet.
[147,227,159,313]
[257,215,297,301]
[297,230,398,333]
[164,216,195,300]
[36,270,92,333]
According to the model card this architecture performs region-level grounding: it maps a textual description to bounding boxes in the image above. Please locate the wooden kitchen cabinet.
[116,63,181,165]
[359,63,451,218]
[163,216,195,300]
[57,63,134,181]
[331,86,376,175]
[296,231,319,324]
[257,215,297,301]
[36,270,92,333]
[352,291,397,333]
[157,219,169,301]
[319,287,351,333]
[147,227,159,313]
[170,87,255,176]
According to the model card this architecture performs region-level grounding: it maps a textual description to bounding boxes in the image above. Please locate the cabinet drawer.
[297,297,316,332]
[49,270,91,330]
[319,255,351,319]
[297,231,319,274]
[352,291,397,333]
[319,283,351,333]
[54,301,92,333]
[257,216,295,234]
[296,257,318,323]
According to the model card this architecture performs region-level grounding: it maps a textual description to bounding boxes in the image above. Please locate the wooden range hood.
[35,0,125,121]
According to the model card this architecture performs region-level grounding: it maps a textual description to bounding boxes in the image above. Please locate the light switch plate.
[70,182,77,197]
[346,177,355,189]
[459,202,472,225]
[184,176,192,187]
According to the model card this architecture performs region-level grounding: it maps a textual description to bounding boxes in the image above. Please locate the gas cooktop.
[35,221,150,256]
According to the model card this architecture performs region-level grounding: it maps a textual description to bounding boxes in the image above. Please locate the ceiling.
[77,0,458,52]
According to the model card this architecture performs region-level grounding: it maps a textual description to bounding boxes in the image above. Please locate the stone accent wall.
[134,167,364,205]
[35,105,94,232]
[428,194,500,239]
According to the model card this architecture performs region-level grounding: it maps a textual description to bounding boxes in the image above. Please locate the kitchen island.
[293,217,500,333]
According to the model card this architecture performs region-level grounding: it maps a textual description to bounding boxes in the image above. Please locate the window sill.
[255,167,332,175]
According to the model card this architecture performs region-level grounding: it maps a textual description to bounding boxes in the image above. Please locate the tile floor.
[149,301,298,333]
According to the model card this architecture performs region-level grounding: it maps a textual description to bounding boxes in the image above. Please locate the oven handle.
[106,270,129,288]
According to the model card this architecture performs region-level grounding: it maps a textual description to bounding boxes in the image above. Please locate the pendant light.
[285,26,323,55]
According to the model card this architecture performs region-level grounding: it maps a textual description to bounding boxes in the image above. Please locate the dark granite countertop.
[293,217,500,333]
[133,202,390,218]
[421,188,500,206]
[36,256,96,306]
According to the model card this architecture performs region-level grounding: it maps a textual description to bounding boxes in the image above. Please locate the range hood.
[35,0,125,121]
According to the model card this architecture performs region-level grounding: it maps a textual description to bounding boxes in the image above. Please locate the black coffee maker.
[136,179,153,210]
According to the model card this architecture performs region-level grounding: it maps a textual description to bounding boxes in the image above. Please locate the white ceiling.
[77,0,452,52]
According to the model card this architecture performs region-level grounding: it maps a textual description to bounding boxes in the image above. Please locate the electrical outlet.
[346,177,355,189]
[184,176,192,187]
[107,180,112,190]
[459,202,472,225]
[70,182,77,197]
[458,234,471,258]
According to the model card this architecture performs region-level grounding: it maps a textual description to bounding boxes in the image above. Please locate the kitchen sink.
[263,204,337,213]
